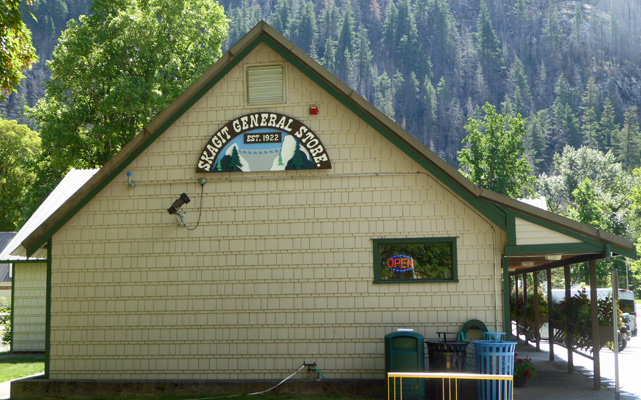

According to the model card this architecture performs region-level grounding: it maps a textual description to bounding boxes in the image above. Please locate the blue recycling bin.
[482,332,506,342]
[473,340,516,400]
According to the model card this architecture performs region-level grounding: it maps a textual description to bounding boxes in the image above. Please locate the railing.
[387,372,513,400]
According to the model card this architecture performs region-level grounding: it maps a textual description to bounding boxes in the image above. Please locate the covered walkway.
[514,341,638,400]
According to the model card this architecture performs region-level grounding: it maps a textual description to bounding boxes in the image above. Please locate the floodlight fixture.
[168,193,190,215]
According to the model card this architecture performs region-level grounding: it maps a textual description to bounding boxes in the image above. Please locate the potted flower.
[513,354,536,387]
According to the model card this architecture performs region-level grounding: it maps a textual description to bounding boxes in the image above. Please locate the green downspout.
[44,240,52,378]
[10,263,15,353]
[502,255,511,340]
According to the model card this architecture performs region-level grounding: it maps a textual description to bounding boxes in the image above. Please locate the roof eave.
[480,189,637,258]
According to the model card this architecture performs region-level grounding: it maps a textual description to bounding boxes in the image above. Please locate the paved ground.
[0,346,44,400]
[514,341,639,400]
[0,379,11,399]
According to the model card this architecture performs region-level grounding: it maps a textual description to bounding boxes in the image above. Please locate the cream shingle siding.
[13,263,46,352]
[515,217,582,245]
[49,43,505,380]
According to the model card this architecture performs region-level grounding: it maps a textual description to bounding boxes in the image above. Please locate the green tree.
[551,75,580,151]
[321,38,337,76]
[270,0,292,35]
[473,1,504,103]
[458,103,534,197]
[525,109,551,175]
[508,56,532,117]
[421,76,437,147]
[512,0,527,22]
[318,2,341,60]
[580,76,604,150]
[423,0,458,83]
[473,62,489,103]
[335,2,355,82]
[537,150,640,286]
[0,118,41,230]
[225,0,262,49]
[600,97,619,152]
[1,0,38,97]
[537,146,629,216]
[28,0,227,195]
[393,71,419,130]
[627,169,641,295]
[381,1,398,72]
[290,1,317,58]
[543,7,562,54]
[614,106,641,170]
[353,23,374,100]
[374,72,394,119]
[630,168,641,238]
[393,0,418,74]
[566,179,608,230]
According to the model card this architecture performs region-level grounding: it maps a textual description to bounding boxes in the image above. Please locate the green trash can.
[385,331,425,400]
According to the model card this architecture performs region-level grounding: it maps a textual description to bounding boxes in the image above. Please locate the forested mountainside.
[221,0,641,171]
[4,0,641,173]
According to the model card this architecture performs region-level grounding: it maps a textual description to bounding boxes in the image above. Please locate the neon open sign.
[387,255,414,272]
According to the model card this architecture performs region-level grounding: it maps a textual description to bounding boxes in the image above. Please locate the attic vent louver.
[247,65,285,104]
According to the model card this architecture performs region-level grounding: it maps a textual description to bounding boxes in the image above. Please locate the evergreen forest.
[2,0,641,290]
[3,0,641,173]
[223,0,641,172]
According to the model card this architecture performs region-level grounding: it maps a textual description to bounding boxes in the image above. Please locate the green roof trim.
[0,258,45,264]
[505,211,516,246]
[44,240,52,378]
[504,243,604,256]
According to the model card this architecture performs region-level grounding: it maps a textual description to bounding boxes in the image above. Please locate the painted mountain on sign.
[271,135,314,171]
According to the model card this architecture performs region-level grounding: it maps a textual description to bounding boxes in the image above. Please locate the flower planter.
[513,376,529,388]
[598,325,615,342]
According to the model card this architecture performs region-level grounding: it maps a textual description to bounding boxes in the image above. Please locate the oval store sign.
[387,255,414,272]
[196,113,331,173]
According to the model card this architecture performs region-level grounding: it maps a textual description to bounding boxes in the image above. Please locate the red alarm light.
[309,106,319,115]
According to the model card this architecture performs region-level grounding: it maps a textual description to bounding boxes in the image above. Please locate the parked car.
[616,289,637,337]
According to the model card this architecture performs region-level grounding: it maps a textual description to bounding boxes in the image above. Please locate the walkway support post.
[533,271,540,351]
[547,268,554,361]
[503,256,511,341]
[522,272,527,344]
[514,274,519,339]
[564,265,574,373]
[613,270,620,400]
[589,260,600,390]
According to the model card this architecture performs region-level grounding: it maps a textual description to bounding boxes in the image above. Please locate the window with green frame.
[373,238,458,283]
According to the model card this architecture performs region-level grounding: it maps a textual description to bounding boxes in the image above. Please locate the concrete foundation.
[11,377,387,399]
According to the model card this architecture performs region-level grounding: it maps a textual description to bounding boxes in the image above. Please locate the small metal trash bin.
[426,341,467,372]
[473,340,516,400]
[425,333,469,398]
